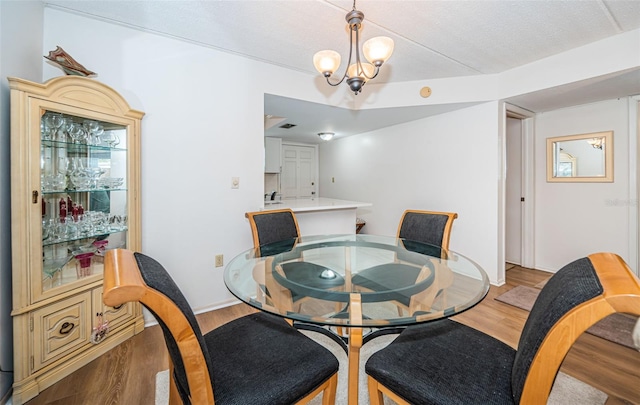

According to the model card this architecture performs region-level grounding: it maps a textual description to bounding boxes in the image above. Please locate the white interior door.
[281,144,316,199]
[281,148,298,198]
[298,146,315,198]
[506,117,523,265]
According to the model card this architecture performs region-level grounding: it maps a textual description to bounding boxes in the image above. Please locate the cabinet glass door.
[40,109,129,295]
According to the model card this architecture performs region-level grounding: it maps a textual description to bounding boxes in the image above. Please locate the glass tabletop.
[224,234,490,328]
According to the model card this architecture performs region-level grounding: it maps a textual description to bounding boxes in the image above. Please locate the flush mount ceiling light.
[313,0,394,95]
[318,132,335,141]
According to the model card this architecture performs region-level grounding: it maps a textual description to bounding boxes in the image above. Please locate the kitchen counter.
[262,197,371,212]
[261,198,372,235]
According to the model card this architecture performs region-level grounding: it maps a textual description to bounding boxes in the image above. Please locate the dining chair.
[245,209,345,306]
[351,210,458,314]
[365,252,640,405]
[246,208,300,256]
[396,209,458,250]
[103,249,339,405]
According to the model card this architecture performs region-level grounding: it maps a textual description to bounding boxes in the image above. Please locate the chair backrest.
[103,249,214,405]
[396,210,458,250]
[245,208,300,249]
[513,252,640,404]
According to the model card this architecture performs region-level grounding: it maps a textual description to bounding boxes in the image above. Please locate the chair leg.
[322,374,338,405]
[367,376,384,405]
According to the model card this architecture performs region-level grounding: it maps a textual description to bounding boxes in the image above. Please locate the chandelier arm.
[322,23,357,87]
[359,63,380,80]
[353,27,379,80]
[324,74,348,87]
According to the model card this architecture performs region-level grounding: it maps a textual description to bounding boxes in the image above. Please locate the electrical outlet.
[215,254,224,267]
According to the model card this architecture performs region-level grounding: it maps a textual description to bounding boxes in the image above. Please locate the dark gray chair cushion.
[511,257,602,402]
[398,212,449,247]
[134,252,339,405]
[136,252,211,403]
[366,318,516,405]
[253,211,298,247]
[206,312,339,405]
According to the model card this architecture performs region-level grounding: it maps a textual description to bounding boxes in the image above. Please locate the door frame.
[630,96,639,276]
[502,103,535,273]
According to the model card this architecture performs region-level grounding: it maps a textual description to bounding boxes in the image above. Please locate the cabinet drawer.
[32,292,92,371]
[92,287,135,330]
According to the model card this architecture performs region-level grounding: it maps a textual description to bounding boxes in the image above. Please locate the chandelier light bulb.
[347,63,375,81]
[313,50,341,76]
[363,36,394,66]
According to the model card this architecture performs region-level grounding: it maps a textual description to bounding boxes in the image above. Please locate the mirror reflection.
[546,131,613,182]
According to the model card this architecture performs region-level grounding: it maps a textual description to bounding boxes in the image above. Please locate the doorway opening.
[504,104,535,275]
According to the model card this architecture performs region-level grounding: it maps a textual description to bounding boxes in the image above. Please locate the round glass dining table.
[224,234,490,405]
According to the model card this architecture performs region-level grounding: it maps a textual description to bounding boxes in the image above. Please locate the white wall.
[41,8,282,316]
[0,0,44,397]
[534,98,632,271]
[318,102,503,284]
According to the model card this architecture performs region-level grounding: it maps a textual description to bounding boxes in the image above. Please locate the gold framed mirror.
[546,131,613,182]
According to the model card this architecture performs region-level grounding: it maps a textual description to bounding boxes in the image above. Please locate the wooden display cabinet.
[8,76,145,404]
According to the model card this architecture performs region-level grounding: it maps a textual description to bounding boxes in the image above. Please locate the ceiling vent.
[279,123,296,129]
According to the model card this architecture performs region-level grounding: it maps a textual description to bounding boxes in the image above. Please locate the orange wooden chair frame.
[103,249,338,405]
[368,252,640,405]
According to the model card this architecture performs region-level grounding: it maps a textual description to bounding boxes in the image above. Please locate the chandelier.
[312,0,394,95]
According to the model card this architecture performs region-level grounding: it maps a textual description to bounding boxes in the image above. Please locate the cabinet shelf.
[42,188,127,195]
[42,228,128,247]
[41,139,127,152]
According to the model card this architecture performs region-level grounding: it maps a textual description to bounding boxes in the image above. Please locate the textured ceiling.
[44,0,640,83]
[44,0,640,143]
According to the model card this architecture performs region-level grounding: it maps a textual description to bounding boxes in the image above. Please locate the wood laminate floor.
[24,265,640,405]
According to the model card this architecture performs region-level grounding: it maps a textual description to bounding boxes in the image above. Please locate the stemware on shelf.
[100,132,120,147]
[67,121,87,144]
[73,251,94,278]
[44,113,64,140]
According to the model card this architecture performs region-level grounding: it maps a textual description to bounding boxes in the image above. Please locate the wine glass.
[83,120,104,145]
[85,167,106,189]
[41,119,52,141]
[67,122,87,144]
[100,132,120,147]
[55,117,69,142]
[57,156,69,176]
[44,113,64,140]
